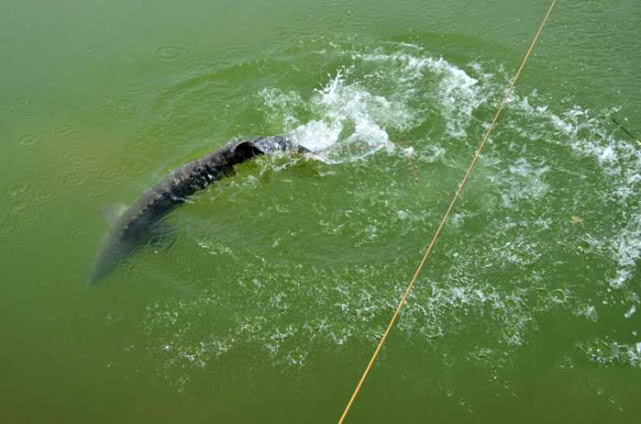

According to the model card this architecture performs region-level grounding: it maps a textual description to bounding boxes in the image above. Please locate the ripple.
[119,156,154,177]
[115,98,135,110]
[68,227,90,242]
[0,214,30,236]
[154,44,187,62]
[8,201,28,215]
[13,97,30,108]
[88,163,134,196]
[124,139,157,156]
[127,84,145,95]
[64,176,85,193]
[97,163,124,182]
[272,26,293,40]
[6,183,30,198]
[0,215,15,237]
[75,158,112,198]
[183,63,210,78]
[1,98,32,114]
[33,189,55,206]
[54,124,74,136]
[17,133,40,146]
[99,96,114,106]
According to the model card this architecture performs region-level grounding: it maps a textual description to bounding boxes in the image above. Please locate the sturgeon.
[90,136,304,284]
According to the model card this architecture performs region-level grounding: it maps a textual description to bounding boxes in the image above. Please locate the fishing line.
[337,1,558,422]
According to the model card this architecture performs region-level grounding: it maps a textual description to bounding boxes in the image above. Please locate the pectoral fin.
[104,204,128,225]
[148,220,177,252]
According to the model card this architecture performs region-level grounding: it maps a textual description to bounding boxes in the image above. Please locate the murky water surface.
[1,1,640,422]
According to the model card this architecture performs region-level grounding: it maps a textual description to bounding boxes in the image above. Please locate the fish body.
[90,136,302,284]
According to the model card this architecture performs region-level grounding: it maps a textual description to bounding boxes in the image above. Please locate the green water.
[2,0,641,422]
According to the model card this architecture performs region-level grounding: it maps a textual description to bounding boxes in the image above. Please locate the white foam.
[260,50,493,164]
[582,339,641,368]
[259,88,303,131]
[497,157,550,208]
[359,52,488,138]
[289,70,398,163]
[608,215,641,289]
[505,96,641,294]
[624,304,637,319]
[576,304,599,322]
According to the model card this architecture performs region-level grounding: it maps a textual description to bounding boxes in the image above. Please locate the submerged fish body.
[90,136,302,284]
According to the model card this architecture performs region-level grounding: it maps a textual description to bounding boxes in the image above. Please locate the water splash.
[137,41,641,388]
[259,47,494,163]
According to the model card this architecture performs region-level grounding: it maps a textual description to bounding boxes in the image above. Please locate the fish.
[90,135,306,284]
